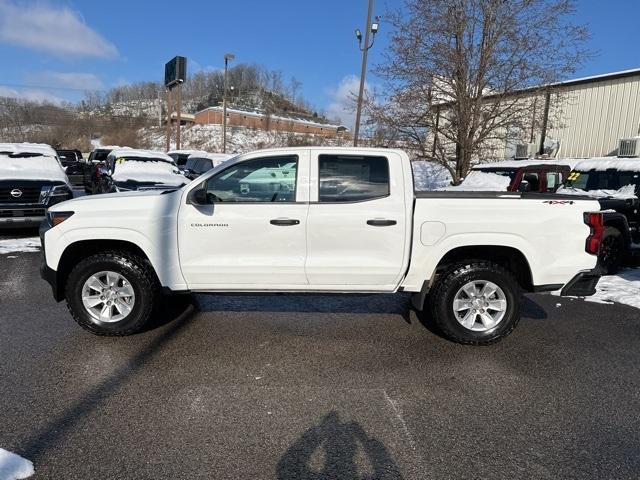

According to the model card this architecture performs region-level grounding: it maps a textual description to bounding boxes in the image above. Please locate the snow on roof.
[0,153,69,183]
[95,145,125,151]
[474,158,581,170]
[573,157,640,172]
[0,142,57,157]
[109,148,174,163]
[187,151,235,162]
[438,171,512,191]
[168,149,199,155]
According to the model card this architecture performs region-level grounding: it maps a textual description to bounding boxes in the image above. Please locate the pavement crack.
[382,388,416,451]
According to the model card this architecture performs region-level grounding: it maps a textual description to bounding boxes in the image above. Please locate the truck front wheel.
[428,261,521,345]
[598,227,624,274]
[64,251,159,335]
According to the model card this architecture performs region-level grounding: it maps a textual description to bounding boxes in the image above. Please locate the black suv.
[56,149,84,186]
[0,151,73,228]
[562,159,640,272]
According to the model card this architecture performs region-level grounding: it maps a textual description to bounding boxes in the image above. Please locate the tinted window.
[319,155,389,202]
[566,169,640,191]
[205,155,297,202]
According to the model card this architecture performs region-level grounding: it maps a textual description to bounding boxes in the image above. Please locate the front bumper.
[39,219,63,302]
[0,208,46,227]
[560,267,604,297]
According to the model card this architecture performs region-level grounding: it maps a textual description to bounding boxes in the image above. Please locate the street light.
[353,0,379,147]
[222,53,235,153]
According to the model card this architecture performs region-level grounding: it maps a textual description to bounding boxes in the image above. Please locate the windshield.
[564,169,640,192]
[111,156,183,183]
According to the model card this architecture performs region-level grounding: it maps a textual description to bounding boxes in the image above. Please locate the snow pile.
[439,170,511,191]
[411,161,452,191]
[573,157,640,172]
[0,238,40,254]
[0,154,68,183]
[0,449,34,479]
[587,269,640,309]
[112,160,186,185]
[557,184,637,199]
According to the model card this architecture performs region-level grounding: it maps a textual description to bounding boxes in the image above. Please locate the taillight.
[584,212,604,255]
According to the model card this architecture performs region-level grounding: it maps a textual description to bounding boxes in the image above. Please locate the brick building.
[194,106,347,138]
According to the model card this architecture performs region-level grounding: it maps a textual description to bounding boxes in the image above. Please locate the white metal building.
[506,68,640,159]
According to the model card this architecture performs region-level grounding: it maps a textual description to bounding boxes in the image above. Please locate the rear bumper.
[560,268,603,297]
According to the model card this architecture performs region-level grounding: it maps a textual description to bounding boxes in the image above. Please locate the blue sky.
[1,0,639,124]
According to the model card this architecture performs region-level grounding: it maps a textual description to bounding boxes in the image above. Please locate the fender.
[45,226,187,289]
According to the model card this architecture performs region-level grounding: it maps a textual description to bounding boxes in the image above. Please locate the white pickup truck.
[40,147,603,345]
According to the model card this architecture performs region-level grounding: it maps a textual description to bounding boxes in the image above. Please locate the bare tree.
[369,0,589,184]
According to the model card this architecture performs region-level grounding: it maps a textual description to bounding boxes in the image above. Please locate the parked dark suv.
[560,158,640,273]
[83,146,122,193]
[56,149,84,186]
[183,152,233,180]
[0,146,73,228]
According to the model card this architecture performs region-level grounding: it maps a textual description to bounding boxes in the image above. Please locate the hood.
[0,154,70,186]
[49,188,176,212]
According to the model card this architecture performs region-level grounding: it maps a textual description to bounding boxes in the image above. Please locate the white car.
[41,147,603,344]
[97,148,189,193]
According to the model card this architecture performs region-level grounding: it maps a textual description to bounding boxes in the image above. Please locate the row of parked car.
[0,143,233,228]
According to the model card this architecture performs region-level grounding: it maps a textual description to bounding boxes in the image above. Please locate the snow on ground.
[587,268,640,309]
[0,449,34,480]
[0,238,40,254]
[411,161,452,191]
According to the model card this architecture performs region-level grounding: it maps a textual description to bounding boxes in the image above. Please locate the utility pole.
[222,53,235,153]
[165,88,172,151]
[176,82,182,150]
[353,0,379,146]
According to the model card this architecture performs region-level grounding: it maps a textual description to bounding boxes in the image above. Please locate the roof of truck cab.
[108,148,175,163]
[573,157,640,172]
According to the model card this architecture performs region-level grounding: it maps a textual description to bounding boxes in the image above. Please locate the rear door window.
[318,155,389,202]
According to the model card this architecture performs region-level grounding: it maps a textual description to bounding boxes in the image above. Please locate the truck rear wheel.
[428,261,521,345]
[65,251,159,336]
[598,227,624,274]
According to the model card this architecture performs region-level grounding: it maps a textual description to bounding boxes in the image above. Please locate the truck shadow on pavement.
[277,411,403,480]
[17,298,197,463]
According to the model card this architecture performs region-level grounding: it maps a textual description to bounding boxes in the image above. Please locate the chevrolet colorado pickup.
[41,147,603,345]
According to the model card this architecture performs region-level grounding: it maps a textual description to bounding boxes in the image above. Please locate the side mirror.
[188,187,209,205]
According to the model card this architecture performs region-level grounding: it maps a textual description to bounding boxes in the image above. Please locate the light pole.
[222,53,235,153]
[353,0,379,147]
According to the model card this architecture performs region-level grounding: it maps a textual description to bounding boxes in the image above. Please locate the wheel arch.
[411,245,534,311]
[54,239,157,301]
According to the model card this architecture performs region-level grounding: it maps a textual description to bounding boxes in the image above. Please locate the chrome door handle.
[367,219,397,227]
[270,218,300,226]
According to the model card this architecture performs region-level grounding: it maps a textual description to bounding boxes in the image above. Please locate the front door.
[178,152,310,289]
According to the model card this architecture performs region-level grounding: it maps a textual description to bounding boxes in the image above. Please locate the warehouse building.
[498,68,640,159]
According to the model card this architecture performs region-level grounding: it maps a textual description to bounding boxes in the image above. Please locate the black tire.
[598,227,624,275]
[427,260,521,345]
[65,251,159,336]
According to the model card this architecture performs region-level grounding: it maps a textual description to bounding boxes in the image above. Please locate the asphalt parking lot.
[1,231,640,479]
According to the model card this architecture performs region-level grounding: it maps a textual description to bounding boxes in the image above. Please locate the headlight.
[47,211,74,227]
[40,185,72,203]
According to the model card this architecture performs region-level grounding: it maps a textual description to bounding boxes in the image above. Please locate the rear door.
[305,150,408,290]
